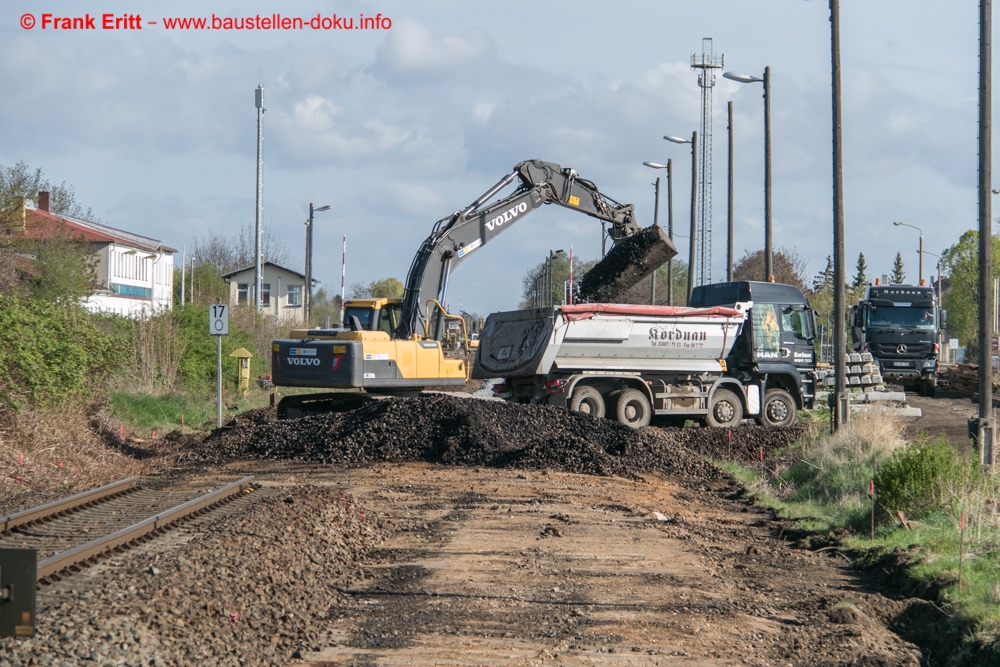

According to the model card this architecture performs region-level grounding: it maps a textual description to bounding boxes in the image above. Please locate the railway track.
[0,475,256,585]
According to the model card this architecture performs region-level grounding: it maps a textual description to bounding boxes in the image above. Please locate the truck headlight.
[923,359,937,368]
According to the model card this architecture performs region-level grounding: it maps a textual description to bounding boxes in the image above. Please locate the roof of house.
[221,261,306,280]
[24,205,177,253]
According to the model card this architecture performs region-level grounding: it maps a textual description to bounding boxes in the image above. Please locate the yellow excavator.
[270,159,675,418]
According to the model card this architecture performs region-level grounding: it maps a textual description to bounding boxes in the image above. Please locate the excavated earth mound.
[190,394,809,481]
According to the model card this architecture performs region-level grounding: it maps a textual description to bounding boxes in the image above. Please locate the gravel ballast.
[1,487,389,666]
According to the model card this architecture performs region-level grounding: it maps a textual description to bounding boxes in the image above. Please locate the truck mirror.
[941,309,947,327]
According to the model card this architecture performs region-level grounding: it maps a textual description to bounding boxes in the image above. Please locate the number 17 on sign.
[209,304,228,428]
[210,304,229,336]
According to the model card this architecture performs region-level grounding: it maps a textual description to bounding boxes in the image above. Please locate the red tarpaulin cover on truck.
[559,303,741,322]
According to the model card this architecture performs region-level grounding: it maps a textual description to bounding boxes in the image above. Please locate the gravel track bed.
[0,486,390,666]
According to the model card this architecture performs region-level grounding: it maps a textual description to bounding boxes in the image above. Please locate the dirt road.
[242,462,942,666]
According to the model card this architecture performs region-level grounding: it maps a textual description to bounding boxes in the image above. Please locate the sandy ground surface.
[900,386,978,449]
[233,461,944,667]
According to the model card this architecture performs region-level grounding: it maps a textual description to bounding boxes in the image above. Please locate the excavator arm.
[397,160,641,340]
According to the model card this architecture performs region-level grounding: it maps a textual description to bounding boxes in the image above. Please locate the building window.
[111,283,152,300]
[237,283,248,304]
[262,283,271,307]
[287,285,302,306]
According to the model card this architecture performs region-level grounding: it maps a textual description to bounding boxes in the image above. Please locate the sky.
[0,0,990,314]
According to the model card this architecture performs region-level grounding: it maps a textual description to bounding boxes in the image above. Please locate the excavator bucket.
[577,225,677,303]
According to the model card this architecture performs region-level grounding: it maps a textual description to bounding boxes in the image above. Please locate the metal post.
[305,203,313,324]
[339,235,346,325]
[180,245,185,307]
[728,100,735,282]
[918,234,924,284]
[651,176,660,305]
[831,0,848,429]
[979,0,995,466]
[254,85,264,312]
[216,334,222,428]
[688,131,698,304]
[667,159,674,306]
[763,66,773,282]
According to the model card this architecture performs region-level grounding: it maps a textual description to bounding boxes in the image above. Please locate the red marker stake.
[869,480,875,543]
[959,512,966,592]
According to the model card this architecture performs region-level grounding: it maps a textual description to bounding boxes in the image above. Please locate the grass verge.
[719,407,1000,663]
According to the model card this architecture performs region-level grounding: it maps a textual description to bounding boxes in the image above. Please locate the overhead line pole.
[978,0,994,466]
[831,0,848,429]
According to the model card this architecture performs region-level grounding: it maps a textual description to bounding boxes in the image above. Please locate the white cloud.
[374,17,496,76]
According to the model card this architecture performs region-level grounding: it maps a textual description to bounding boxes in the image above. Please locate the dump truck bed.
[472,303,745,380]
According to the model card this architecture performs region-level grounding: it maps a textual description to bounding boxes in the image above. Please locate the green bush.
[0,296,117,410]
[875,435,984,519]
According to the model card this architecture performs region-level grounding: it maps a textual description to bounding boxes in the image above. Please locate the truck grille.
[872,342,932,359]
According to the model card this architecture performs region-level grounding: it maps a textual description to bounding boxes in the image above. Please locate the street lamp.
[892,221,924,284]
[723,68,772,281]
[306,203,332,324]
[665,133,698,303]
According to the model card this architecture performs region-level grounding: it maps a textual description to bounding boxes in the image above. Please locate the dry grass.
[0,402,173,511]
[789,407,909,515]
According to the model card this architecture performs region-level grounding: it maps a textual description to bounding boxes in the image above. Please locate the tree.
[812,255,834,292]
[0,161,98,221]
[310,287,342,326]
[518,255,599,309]
[890,252,906,284]
[190,222,289,275]
[851,252,869,298]
[349,277,404,299]
[732,248,808,293]
[942,230,1000,347]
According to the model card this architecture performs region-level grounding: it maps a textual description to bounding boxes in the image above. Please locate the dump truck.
[270,159,676,418]
[472,280,817,428]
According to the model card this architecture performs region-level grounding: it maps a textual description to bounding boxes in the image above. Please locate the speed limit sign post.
[210,304,229,427]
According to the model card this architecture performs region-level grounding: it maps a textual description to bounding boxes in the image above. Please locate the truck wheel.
[707,388,743,428]
[611,389,652,429]
[569,385,605,419]
[756,388,796,427]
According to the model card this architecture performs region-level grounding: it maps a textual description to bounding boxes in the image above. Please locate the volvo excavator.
[270,159,676,418]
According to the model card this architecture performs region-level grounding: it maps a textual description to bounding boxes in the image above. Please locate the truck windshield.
[866,306,936,330]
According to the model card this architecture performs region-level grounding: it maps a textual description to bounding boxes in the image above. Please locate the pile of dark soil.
[668,422,809,464]
[577,225,676,303]
[189,395,807,482]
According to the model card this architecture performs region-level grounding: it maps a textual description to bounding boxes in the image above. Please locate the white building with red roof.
[9,191,175,317]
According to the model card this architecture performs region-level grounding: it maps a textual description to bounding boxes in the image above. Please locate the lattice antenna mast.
[691,38,723,286]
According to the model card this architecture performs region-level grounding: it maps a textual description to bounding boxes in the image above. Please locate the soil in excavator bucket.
[577,225,677,303]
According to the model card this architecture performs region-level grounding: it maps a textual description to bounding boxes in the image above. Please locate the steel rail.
[0,477,139,534]
[36,476,255,581]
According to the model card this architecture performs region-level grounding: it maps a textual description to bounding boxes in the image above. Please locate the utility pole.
[978,0,994,466]
[831,0,848,429]
[253,85,265,312]
[727,101,734,281]
[667,160,674,305]
[651,176,660,305]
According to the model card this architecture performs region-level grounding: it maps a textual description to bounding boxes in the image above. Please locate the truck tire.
[610,389,651,429]
[706,388,743,428]
[921,378,937,397]
[569,385,605,419]
[756,388,796,427]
